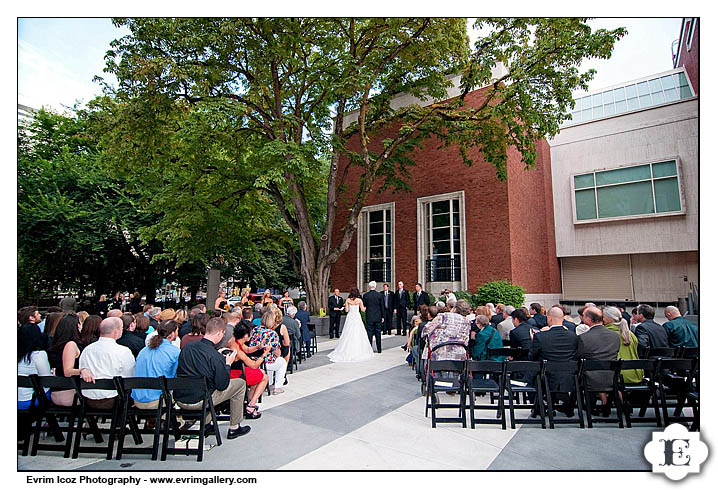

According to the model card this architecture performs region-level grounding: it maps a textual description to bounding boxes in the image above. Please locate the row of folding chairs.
[424,355,699,431]
[18,375,222,461]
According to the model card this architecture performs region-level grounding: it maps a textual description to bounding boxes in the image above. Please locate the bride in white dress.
[328,288,375,363]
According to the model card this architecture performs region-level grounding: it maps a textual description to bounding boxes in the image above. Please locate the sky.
[17,17,683,113]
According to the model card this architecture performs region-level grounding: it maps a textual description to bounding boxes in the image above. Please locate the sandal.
[272,388,285,395]
[244,406,262,419]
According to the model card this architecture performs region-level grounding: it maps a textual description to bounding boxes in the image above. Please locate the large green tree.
[96,18,625,313]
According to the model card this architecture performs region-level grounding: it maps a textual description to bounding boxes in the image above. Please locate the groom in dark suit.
[381,283,394,335]
[328,288,344,339]
[413,283,430,315]
[363,281,384,353]
[394,281,410,335]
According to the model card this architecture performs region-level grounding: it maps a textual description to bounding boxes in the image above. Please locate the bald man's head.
[664,305,681,320]
[582,306,603,326]
[547,306,565,326]
[99,317,123,338]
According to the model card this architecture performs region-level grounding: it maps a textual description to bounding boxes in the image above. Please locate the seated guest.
[79,315,101,348]
[497,305,515,341]
[271,306,291,371]
[107,309,123,318]
[78,317,136,409]
[508,308,534,358]
[252,305,263,326]
[132,320,180,410]
[421,299,471,363]
[662,306,699,348]
[529,307,579,414]
[174,318,250,439]
[634,304,669,352]
[48,313,84,406]
[410,306,432,365]
[490,304,505,327]
[470,314,504,361]
[282,306,302,358]
[215,312,234,350]
[559,304,577,332]
[527,303,547,328]
[18,321,52,409]
[575,306,620,413]
[603,306,643,384]
[226,323,271,418]
[147,307,162,332]
[181,313,209,349]
[117,313,145,358]
[77,311,89,326]
[43,312,65,347]
[295,301,312,358]
[405,315,422,359]
[180,307,201,338]
[248,311,286,395]
[616,303,632,327]
[574,306,590,335]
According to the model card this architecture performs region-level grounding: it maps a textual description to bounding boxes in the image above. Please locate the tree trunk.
[304,261,330,316]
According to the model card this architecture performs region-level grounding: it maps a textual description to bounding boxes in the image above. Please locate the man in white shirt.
[497,305,516,341]
[79,317,136,408]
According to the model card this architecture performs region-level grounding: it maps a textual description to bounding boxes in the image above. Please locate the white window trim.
[356,202,395,290]
[686,18,696,52]
[416,191,467,291]
[570,157,686,225]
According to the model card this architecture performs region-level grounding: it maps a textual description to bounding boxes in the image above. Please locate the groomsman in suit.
[328,289,344,339]
[413,283,430,315]
[394,281,410,336]
[363,281,384,353]
[381,283,394,335]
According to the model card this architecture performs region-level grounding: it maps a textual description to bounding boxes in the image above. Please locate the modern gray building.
[549,67,698,304]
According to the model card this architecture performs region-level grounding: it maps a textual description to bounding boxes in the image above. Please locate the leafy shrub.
[474,280,525,308]
[453,290,479,308]
[427,292,437,306]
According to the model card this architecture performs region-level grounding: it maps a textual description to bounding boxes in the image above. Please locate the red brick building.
[329,79,561,302]
[673,18,698,94]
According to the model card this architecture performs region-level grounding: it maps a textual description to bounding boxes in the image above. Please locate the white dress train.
[328,304,375,362]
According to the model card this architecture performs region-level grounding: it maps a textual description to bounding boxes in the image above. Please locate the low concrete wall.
[309,315,346,336]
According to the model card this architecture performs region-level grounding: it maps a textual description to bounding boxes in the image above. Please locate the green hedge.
[474,280,525,308]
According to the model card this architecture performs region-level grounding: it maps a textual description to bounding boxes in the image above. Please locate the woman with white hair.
[603,306,643,384]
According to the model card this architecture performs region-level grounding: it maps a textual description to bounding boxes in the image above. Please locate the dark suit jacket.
[634,319,669,351]
[562,319,577,333]
[413,290,430,313]
[529,326,579,392]
[528,313,548,328]
[328,295,344,317]
[490,313,504,326]
[380,290,394,316]
[509,322,534,359]
[575,325,620,391]
[394,289,410,309]
[363,290,383,324]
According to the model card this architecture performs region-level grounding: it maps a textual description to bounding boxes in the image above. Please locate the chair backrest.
[502,339,511,347]
[505,360,543,375]
[656,358,695,374]
[306,323,315,331]
[647,347,676,359]
[678,346,699,359]
[580,359,620,372]
[619,359,657,372]
[77,378,118,398]
[165,376,209,396]
[34,375,77,391]
[428,341,468,358]
[488,347,524,359]
[466,360,504,375]
[427,359,466,376]
[545,360,581,375]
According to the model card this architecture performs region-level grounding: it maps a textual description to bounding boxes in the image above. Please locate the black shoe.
[401,344,407,351]
[283,377,288,386]
[377,350,382,353]
[227,426,251,439]
[203,424,216,437]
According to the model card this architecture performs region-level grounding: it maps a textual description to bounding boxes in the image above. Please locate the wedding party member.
[363,282,384,354]
[214,291,228,311]
[381,283,395,335]
[278,291,294,314]
[227,323,271,418]
[78,317,136,409]
[96,294,109,318]
[110,292,123,311]
[128,292,143,314]
[261,290,273,307]
[394,281,410,336]
[174,318,250,439]
[328,287,374,363]
[132,320,180,410]
[413,283,430,315]
[48,313,84,406]
[328,289,344,339]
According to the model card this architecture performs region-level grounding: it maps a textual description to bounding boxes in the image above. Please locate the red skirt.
[229,366,264,386]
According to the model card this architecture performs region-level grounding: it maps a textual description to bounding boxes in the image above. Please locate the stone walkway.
[19,335,657,471]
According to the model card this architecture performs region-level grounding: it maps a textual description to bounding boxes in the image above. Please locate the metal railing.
[363,260,391,283]
[425,257,461,283]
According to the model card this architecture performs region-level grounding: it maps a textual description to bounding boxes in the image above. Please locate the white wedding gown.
[328,304,375,363]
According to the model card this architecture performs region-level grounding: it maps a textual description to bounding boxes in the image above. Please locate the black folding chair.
[655,358,697,428]
[288,333,299,373]
[487,347,525,360]
[617,359,662,427]
[465,360,506,429]
[306,323,318,355]
[578,360,622,428]
[505,361,547,429]
[114,376,169,460]
[17,376,39,456]
[424,357,467,428]
[28,375,78,457]
[685,361,699,431]
[72,377,124,459]
[162,376,221,462]
[543,361,585,429]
